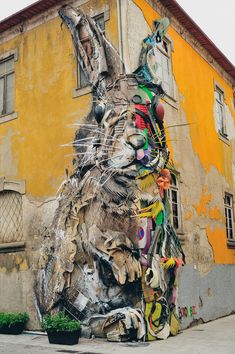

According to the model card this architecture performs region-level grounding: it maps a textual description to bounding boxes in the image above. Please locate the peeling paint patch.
[0,253,28,272]
[15,255,29,271]
[184,211,193,221]
[194,188,212,217]
[224,103,235,140]
[208,207,221,221]
[206,226,235,263]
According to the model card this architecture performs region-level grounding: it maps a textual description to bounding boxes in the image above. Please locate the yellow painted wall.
[0,0,118,198]
[134,0,235,263]
[0,0,234,263]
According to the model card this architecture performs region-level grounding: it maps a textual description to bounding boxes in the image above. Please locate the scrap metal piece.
[153,18,170,43]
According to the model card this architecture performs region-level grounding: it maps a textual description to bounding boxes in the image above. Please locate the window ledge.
[73,86,92,98]
[0,112,18,124]
[176,231,187,243]
[218,132,230,146]
[0,178,26,194]
[0,241,25,253]
[176,231,185,236]
[0,49,18,62]
[227,239,235,249]
[163,94,178,110]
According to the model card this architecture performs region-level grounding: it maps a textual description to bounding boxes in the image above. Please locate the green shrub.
[41,312,80,332]
[0,312,29,328]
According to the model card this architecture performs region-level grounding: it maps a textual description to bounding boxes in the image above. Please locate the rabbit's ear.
[59,6,123,89]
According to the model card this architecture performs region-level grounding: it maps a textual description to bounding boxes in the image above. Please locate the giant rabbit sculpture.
[36,6,184,341]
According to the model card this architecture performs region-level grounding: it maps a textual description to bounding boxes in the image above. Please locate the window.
[77,14,105,89]
[0,55,14,116]
[215,85,227,138]
[146,38,174,97]
[77,62,89,89]
[0,178,25,252]
[95,14,105,32]
[167,174,181,231]
[155,39,173,96]
[224,193,234,240]
[0,190,23,244]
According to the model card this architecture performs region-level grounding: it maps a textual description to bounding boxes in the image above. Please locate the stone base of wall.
[178,264,235,329]
[0,264,235,331]
[0,270,40,330]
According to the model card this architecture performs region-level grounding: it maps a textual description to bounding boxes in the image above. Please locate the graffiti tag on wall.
[178,306,197,319]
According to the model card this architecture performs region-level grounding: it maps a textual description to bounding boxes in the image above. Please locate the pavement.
[0,314,234,354]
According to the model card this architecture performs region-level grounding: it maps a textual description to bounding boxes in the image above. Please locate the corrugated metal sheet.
[0,0,234,80]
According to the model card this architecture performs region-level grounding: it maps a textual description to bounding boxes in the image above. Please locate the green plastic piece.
[143,128,149,150]
[139,84,154,100]
[156,211,163,225]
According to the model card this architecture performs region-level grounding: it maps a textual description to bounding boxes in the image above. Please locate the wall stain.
[0,253,28,272]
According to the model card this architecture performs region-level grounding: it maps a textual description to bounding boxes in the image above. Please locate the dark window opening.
[167,174,181,231]
[0,56,14,116]
[77,13,105,89]
[224,193,234,240]
[0,190,23,243]
[215,86,227,138]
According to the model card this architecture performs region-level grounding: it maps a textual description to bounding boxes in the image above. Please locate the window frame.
[0,55,14,116]
[215,85,227,138]
[0,178,25,253]
[167,172,183,233]
[0,49,18,124]
[77,13,105,89]
[73,8,109,98]
[224,193,235,245]
[214,82,230,144]
[154,35,175,99]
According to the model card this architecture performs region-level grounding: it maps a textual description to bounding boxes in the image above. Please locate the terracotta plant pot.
[47,330,80,345]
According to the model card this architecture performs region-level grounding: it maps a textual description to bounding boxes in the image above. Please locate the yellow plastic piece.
[161,257,175,269]
[137,200,163,219]
[145,301,162,341]
[139,174,156,190]
[169,310,180,336]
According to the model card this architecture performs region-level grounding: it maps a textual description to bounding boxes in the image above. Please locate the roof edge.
[158,0,235,81]
[0,0,64,34]
[0,0,234,81]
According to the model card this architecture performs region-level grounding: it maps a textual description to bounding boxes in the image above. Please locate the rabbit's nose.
[124,126,147,150]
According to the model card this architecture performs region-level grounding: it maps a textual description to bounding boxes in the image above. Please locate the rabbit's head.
[59,7,170,211]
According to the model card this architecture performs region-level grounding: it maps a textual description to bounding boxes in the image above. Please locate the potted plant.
[0,312,29,334]
[41,312,81,345]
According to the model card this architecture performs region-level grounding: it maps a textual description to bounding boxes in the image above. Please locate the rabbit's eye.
[132,95,142,104]
[94,103,106,123]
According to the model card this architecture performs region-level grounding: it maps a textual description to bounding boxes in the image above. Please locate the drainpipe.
[117,0,124,74]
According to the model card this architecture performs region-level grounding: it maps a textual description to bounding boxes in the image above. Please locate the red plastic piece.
[135,104,151,133]
[156,103,165,120]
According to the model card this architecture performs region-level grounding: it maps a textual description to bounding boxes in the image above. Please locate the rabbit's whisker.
[65,153,96,157]
[73,143,122,151]
[97,154,123,166]
[100,170,117,187]
[72,123,98,127]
